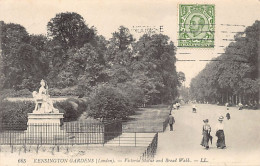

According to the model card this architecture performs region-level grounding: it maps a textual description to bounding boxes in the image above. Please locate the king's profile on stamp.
[179,4,215,48]
[189,15,205,37]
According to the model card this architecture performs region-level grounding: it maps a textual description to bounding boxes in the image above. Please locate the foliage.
[0,12,181,121]
[190,21,260,105]
[177,71,186,86]
[0,97,88,126]
[47,12,94,49]
[0,100,34,126]
[134,34,179,104]
[54,98,88,121]
[1,22,49,90]
[88,84,134,120]
[178,86,190,103]
[110,26,134,52]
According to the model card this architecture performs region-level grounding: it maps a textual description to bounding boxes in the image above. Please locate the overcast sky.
[1,0,260,86]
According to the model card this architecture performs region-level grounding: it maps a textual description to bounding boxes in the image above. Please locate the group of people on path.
[170,102,181,112]
[200,116,226,150]
[168,103,228,150]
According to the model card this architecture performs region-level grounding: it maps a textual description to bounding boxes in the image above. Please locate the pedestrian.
[169,103,173,113]
[173,104,177,110]
[176,102,180,110]
[226,113,230,120]
[192,104,197,113]
[225,102,229,110]
[200,119,212,150]
[215,116,226,149]
[168,113,175,131]
[238,102,243,110]
[225,103,231,120]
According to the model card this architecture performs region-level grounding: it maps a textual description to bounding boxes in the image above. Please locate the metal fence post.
[119,134,120,146]
[40,130,42,145]
[135,132,136,147]
[9,131,12,146]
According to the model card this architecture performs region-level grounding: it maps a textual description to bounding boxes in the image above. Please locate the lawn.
[123,106,170,132]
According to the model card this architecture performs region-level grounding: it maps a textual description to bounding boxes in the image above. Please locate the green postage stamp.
[178,4,215,48]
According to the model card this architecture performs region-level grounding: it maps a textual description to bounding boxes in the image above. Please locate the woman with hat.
[215,116,226,149]
[200,119,211,150]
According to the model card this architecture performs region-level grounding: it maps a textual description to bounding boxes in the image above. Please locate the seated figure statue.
[32,79,59,113]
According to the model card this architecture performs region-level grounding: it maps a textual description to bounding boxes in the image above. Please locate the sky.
[1,0,260,86]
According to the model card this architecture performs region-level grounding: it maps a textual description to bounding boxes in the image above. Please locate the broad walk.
[155,104,260,165]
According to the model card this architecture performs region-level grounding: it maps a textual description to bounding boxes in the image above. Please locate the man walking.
[168,113,175,131]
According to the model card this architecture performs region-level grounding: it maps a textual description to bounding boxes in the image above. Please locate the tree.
[0,22,48,90]
[54,44,107,93]
[105,26,134,67]
[177,71,186,86]
[190,21,260,106]
[29,34,48,51]
[134,34,178,104]
[88,84,134,120]
[111,26,134,51]
[47,12,95,49]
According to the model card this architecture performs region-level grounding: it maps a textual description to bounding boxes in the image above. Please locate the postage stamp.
[178,4,215,48]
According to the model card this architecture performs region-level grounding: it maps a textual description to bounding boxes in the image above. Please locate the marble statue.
[32,79,59,113]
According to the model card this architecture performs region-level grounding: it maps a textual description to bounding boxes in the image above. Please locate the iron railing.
[140,132,158,160]
[0,121,122,145]
[162,117,169,132]
[105,132,157,147]
[0,122,160,160]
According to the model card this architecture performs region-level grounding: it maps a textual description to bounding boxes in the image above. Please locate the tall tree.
[1,22,48,90]
[111,26,134,51]
[47,12,95,49]
[134,34,178,104]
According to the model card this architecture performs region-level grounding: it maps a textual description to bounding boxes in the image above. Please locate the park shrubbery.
[54,98,88,121]
[88,84,135,120]
[0,100,34,127]
[0,98,88,126]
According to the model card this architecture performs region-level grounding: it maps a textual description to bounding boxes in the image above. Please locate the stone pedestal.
[27,113,64,124]
[26,113,64,142]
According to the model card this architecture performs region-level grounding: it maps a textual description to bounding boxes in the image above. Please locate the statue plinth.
[27,113,64,136]
[27,113,64,124]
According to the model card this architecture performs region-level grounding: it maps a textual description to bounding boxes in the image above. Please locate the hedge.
[0,98,88,128]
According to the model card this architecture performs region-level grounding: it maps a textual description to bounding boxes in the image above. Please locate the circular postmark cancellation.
[178,4,215,48]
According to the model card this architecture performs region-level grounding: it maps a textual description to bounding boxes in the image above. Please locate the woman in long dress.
[215,116,226,149]
[200,119,211,150]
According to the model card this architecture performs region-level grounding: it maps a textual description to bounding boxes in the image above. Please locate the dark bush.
[54,98,88,121]
[0,100,34,127]
[88,84,134,120]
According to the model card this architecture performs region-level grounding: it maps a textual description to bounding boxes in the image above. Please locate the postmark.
[131,25,164,34]
[178,4,215,48]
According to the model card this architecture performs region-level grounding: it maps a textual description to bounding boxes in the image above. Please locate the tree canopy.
[190,21,259,105]
[0,12,182,119]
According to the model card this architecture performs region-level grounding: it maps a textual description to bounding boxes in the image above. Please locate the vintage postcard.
[0,0,259,166]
